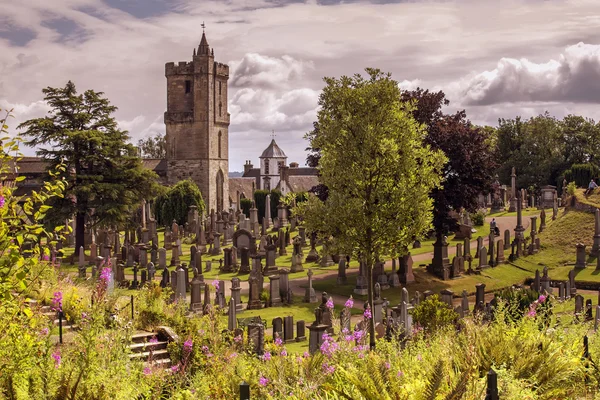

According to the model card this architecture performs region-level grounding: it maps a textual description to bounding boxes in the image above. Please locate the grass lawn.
[574,188,600,209]
[489,208,551,218]
[512,208,598,282]
[312,261,533,304]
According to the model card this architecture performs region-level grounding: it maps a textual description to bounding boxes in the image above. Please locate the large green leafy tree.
[400,88,498,234]
[19,81,159,251]
[496,112,565,191]
[296,69,446,349]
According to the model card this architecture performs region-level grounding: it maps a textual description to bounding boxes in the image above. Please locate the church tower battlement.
[164,30,229,212]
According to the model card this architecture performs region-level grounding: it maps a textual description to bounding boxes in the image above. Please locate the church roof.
[259,139,287,158]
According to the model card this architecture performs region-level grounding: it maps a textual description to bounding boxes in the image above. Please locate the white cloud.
[2,0,600,170]
[456,42,600,105]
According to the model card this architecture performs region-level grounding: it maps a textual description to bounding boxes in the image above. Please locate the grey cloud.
[230,53,314,89]
[460,43,600,105]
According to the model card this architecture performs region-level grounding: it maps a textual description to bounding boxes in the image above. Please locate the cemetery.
[3,29,600,400]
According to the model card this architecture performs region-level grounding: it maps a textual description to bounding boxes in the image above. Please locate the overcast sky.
[2,0,600,171]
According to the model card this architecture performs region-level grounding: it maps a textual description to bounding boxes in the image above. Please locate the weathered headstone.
[304,269,317,303]
[283,316,294,343]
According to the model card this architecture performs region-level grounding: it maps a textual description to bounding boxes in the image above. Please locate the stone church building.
[13,32,317,214]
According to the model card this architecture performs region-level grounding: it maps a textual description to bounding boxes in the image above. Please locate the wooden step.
[145,358,172,369]
[131,332,156,343]
[129,348,170,361]
[129,341,168,353]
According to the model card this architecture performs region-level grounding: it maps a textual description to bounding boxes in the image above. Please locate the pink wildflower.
[345,296,354,308]
[397,370,404,378]
[363,306,372,319]
[212,280,220,290]
[326,297,334,309]
[143,367,151,375]
[323,362,335,375]
[538,294,547,303]
[385,362,391,370]
[281,349,287,356]
[99,267,111,282]
[259,376,268,386]
[275,337,283,346]
[51,291,62,312]
[40,327,49,336]
[183,339,193,353]
[171,364,180,373]
[52,350,61,368]
[149,336,158,344]
[0,195,5,208]
[234,335,242,343]
[262,351,272,361]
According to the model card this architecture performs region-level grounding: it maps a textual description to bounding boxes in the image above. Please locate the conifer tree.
[19,81,159,251]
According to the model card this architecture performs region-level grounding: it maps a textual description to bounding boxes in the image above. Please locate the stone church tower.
[164,32,229,212]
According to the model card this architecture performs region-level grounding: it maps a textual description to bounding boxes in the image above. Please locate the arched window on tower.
[219,102,222,117]
[218,131,222,158]
[219,81,222,95]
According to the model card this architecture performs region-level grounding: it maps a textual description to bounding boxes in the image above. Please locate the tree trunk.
[75,211,85,254]
[366,254,376,350]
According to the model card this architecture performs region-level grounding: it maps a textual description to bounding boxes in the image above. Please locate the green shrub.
[411,295,458,335]
[470,209,487,226]
[240,198,252,217]
[154,179,205,226]
[567,181,577,196]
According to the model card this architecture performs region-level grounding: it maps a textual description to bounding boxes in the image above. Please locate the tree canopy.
[137,133,166,159]
[296,68,446,349]
[401,88,498,233]
[18,81,159,251]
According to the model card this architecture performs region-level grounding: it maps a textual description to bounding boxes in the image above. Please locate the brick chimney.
[243,160,254,175]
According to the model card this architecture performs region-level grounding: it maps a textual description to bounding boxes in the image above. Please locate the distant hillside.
[228,171,243,178]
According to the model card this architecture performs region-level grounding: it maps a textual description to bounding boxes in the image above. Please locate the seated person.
[585,179,598,195]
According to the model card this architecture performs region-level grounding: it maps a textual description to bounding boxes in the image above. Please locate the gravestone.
[461,290,469,315]
[308,308,328,354]
[503,230,510,250]
[283,316,294,343]
[296,320,306,341]
[575,295,584,314]
[337,257,347,285]
[440,289,453,308]
[231,277,242,312]
[239,247,251,273]
[575,244,587,269]
[568,269,577,296]
[228,300,237,330]
[190,276,203,311]
[496,240,505,264]
[475,283,485,312]
[478,247,489,269]
[247,274,262,310]
[269,275,283,307]
[389,258,400,287]
[272,317,283,339]
[475,237,485,259]
[592,209,600,257]
[247,323,265,355]
[399,253,415,284]
[304,269,317,303]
